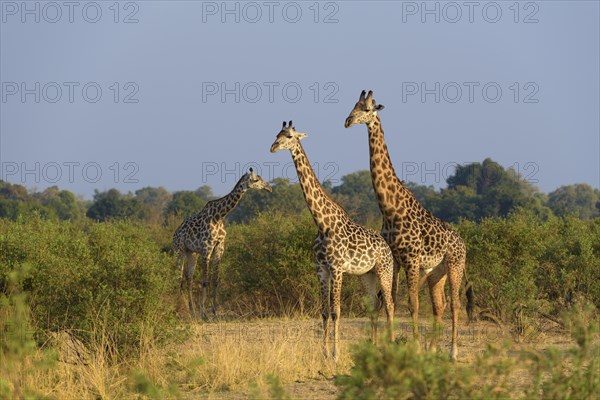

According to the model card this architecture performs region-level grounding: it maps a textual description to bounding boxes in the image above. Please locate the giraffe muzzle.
[344,117,353,128]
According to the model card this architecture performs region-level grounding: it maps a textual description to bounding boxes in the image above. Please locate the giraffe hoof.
[450,347,458,361]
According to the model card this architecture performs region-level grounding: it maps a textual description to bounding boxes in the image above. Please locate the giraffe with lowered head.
[173,168,272,318]
[270,121,395,360]
[344,90,474,360]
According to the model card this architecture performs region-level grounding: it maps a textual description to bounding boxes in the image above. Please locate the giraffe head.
[344,90,385,128]
[270,120,308,153]
[242,168,272,192]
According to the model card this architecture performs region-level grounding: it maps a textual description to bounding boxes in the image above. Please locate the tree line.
[1,158,598,224]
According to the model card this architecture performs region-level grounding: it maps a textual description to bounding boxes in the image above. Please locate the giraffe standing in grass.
[173,168,272,318]
[270,121,395,360]
[345,90,474,360]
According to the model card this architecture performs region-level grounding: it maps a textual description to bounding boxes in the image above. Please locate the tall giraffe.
[270,121,395,360]
[345,90,474,360]
[173,168,272,318]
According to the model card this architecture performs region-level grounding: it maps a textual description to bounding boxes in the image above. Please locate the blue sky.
[1,0,599,198]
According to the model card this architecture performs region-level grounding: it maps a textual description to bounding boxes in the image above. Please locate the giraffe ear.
[375,103,385,111]
[294,132,308,140]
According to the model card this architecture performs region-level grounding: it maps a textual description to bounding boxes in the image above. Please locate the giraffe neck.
[211,176,247,218]
[290,143,345,231]
[366,115,412,216]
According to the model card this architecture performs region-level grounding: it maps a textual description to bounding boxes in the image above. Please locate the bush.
[0,263,57,399]
[457,210,600,324]
[0,214,178,352]
[336,305,599,400]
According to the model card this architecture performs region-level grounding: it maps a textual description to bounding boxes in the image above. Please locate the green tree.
[165,190,207,217]
[195,185,216,202]
[34,186,84,221]
[86,189,146,221]
[135,187,172,223]
[548,184,600,219]
[331,170,379,224]
[439,158,551,222]
[228,178,305,223]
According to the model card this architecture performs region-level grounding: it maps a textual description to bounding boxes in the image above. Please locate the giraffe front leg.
[392,259,400,310]
[211,240,225,316]
[331,270,343,362]
[317,264,331,358]
[405,262,421,344]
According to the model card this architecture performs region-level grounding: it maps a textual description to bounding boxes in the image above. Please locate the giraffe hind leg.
[447,256,465,361]
[183,252,199,317]
[210,240,225,316]
[199,252,212,320]
[330,269,343,362]
[375,256,395,343]
[360,272,380,344]
[427,266,447,351]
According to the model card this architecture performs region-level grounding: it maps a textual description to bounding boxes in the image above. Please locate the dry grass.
[2,314,584,400]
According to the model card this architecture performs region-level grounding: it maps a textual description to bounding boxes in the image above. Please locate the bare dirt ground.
[192,314,573,400]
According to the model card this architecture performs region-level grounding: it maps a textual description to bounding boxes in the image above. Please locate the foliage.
[0,214,178,352]
[434,158,552,223]
[330,170,380,225]
[548,183,600,220]
[336,304,599,400]
[164,190,209,218]
[2,159,598,225]
[0,263,57,399]
[135,186,173,224]
[86,188,146,221]
[457,210,600,324]
[223,210,318,315]
[0,181,84,221]
[228,177,307,223]
[336,338,513,400]
[523,303,600,399]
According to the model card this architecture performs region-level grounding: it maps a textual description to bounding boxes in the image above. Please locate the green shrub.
[0,215,178,352]
[336,338,514,400]
[457,210,600,324]
[0,263,57,399]
[337,305,599,400]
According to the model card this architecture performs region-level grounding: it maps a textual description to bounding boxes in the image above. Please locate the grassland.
[1,211,598,399]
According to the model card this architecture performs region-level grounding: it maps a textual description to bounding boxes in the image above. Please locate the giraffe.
[344,90,474,360]
[172,168,272,318]
[270,121,395,360]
